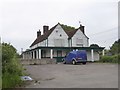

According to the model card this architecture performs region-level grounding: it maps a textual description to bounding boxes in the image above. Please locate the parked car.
[62,50,87,65]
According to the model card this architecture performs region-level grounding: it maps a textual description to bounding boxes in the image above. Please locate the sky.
[0,0,119,54]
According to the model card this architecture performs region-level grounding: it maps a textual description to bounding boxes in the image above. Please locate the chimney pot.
[43,25,49,34]
[80,25,85,34]
[37,30,41,37]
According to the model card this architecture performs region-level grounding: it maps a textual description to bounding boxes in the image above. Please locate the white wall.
[46,49,50,57]
[30,44,38,49]
[30,39,48,49]
[72,29,89,47]
[30,25,89,49]
[48,24,68,47]
[87,51,100,61]
[41,49,67,58]
[93,51,100,61]
[38,39,47,46]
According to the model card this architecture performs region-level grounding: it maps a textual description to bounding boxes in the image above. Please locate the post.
[30,52,32,59]
[50,49,53,59]
[26,52,28,59]
[22,53,25,59]
[36,50,38,59]
[33,51,35,59]
[39,49,41,59]
[91,49,94,62]
[24,53,26,59]
[102,49,105,56]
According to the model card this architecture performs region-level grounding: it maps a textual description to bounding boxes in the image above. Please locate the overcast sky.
[0,0,119,53]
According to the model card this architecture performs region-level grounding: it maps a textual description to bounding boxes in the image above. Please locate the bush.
[2,43,24,88]
[2,72,22,88]
[100,55,119,63]
[112,55,118,63]
[118,54,120,64]
[0,76,1,88]
[2,43,16,63]
[100,56,112,63]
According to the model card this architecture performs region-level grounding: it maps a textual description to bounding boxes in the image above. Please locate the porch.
[22,47,105,62]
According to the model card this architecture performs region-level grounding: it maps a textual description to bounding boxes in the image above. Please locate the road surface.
[22,63,118,88]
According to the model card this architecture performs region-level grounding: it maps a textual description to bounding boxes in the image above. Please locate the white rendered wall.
[30,44,38,49]
[38,40,47,46]
[48,24,68,47]
[72,29,89,47]
[87,51,100,61]
[42,50,67,58]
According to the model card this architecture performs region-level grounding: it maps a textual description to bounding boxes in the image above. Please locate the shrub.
[100,55,119,63]
[100,56,112,63]
[112,55,118,63]
[118,54,120,64]
[2,72,23,88]
[2,43,24,88]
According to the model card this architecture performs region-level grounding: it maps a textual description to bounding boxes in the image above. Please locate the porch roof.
[24,46,105,53]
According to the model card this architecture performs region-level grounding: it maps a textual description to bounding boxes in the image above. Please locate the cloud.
[1,0,118,52]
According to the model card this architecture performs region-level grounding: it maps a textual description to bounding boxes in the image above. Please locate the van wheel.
[72,60,76,65]
[82,62,86,65]
[63,60,66,64]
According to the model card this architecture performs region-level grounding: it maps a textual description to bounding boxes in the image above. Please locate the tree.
[2,42,23,88]
[61,24,75,31]
[2,42,16,63]
[110,39,120,55]
[90,44,99,48]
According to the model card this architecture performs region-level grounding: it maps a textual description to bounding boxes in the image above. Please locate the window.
[76,38,83,46]
[54,39,65,46]
[57,50,62,57]
[76,44,83,47]
[41,50,46,58]
[60,34,62,37]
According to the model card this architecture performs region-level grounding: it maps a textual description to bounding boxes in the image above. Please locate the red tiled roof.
[30,24,57,47]
[30,23,89,47]
[64,29,78,38]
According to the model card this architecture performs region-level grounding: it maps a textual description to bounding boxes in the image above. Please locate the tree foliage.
[2,43,23,88]
[110,39,120,55]
[2,43,16,63]
[90,44,99,48]
[61,24,75,31]
[100,55,119,63]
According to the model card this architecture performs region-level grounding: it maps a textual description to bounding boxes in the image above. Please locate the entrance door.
[57,50,63,62]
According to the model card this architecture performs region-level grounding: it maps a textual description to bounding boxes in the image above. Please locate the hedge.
[99,54,120,64]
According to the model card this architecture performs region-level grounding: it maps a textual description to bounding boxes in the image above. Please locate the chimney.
[37,29,41,37]
[80,24,85,34]
[43,25,49,34]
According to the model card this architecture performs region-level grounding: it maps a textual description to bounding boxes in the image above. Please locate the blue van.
[62,50,87,65]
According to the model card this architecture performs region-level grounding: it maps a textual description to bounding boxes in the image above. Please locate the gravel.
[22,63,118,88]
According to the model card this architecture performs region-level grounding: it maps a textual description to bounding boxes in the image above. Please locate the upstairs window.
[76,38,83,47]
[54,39,65,47]
[60,34,62,37]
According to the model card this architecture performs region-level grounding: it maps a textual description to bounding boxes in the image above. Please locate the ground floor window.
[34,51,37,59]
[57,50,62,57]
[41,50,46,58]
